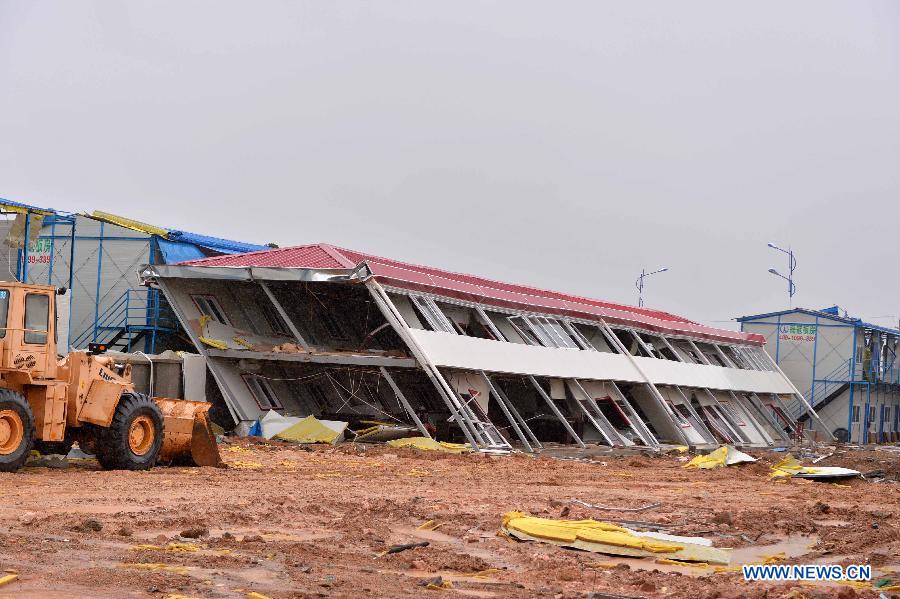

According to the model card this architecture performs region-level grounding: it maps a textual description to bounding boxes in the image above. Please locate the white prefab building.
[141,243,828,451]
[738,307,899,444]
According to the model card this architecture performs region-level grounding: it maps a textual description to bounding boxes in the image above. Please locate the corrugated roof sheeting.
[179,243,764,346]
[166,231,267,255]
[0,197,56,216]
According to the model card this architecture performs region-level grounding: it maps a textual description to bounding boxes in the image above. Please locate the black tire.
[95,393,164,471]
[0,389,35,472]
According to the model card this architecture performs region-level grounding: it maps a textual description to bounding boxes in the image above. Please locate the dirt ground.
[0,441,898,599]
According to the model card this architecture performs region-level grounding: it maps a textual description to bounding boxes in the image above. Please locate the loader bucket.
[153,398,223,467]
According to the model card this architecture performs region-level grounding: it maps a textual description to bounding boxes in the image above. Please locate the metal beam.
[380,367,432,439]
[258,281,310,350]
[528,375,586,448]
[481,372,534,452]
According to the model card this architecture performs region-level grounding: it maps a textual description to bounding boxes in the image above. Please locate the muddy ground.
[0,442,898,599]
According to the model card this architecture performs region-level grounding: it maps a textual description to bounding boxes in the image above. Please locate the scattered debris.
[0,574,18,588]
[683,446,756,470]
[353,422,419,443]
[769,454,861,480]
[500,511,730,564]
[382,541,430,555]
[180,527,209,539]
[385,437,473,453]
[571,499,662,513]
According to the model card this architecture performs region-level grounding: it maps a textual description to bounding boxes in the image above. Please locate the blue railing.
[71,288,177,353]
[789,358,900,419]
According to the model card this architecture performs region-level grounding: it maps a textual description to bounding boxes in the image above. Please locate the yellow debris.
[165,595,200,599]
[385,437,472,453]
[879,585,900,592]
[166,542,200,553]
[226,446,254,453]
[684,446,754,470]
[425,580,453,590]
[275,415,343,444]
[131,544,162,550]
[247,593,274,599]
[837,580,871,589]
[831,483,851,488]
[761,552,786,564]
[199,336,228,350]
[0,575,17,588]
[229,461,264,469]
[656,558,709,568]
[586,562,619,569]
[712,565,742,574]
[122,563,189,575]
[232,336,255,349]
[501,512,683,553]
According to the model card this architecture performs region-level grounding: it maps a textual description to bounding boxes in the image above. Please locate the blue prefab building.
[737,307,899,443]
[0,199,267,354]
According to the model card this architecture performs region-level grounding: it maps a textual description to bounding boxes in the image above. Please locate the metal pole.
[22,211,30,282]
[66,218,76,351]
[93,221,104,343]
[48,217,56,283]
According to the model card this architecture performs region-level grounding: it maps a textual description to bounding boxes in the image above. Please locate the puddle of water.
[730,534,818,564]
[812,519,851,527]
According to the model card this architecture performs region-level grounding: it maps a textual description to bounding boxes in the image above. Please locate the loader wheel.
[0,389,34,472]
[95,393,164,471]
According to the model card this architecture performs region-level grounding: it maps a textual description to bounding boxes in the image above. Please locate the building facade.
[141,243,828,451]
[738,307,899,443]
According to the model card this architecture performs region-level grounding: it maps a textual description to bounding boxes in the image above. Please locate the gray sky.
[1,1,898,330]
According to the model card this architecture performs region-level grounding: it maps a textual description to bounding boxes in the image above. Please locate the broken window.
[319,310,348,341]
[192,294,231,325]
[260,302,291,337]
[24,293,49,345]
[666,401,691,428]
[409,295,456,334]
[242,374,283,410]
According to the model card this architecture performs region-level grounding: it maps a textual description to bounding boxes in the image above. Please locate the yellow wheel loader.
[0,282,222,472]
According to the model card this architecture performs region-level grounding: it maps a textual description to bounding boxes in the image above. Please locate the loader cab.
[0,282,58,380]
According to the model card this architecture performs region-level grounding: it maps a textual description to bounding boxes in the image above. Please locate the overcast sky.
[1,1,897,330]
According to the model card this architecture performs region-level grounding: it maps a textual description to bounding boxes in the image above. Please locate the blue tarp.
[167,230,267,255]
[157,239,207,264]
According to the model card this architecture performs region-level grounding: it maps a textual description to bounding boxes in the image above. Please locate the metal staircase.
[71,288,178,353]
[787,359,852,420]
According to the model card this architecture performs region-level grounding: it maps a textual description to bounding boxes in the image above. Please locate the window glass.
[0,289,9,339]
[24,293,49,344]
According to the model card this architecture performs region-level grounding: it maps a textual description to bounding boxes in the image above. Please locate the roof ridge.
[328,244,692,324]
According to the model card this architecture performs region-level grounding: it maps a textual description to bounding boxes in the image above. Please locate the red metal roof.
[179,243,764,345]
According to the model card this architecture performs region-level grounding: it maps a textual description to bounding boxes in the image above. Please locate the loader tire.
[0,389,34,472]
[95,393,164,471]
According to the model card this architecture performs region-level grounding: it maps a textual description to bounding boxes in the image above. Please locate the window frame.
[242,374,284,411]
[191,294,231,326]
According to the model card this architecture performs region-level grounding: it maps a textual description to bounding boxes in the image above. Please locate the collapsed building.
[139,243,831,452]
